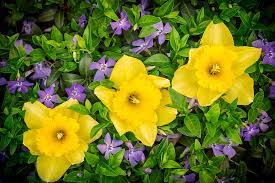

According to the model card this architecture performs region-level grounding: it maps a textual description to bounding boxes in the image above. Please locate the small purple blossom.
[184,173,196,183]
[269,82,275,98]
[89,56,115,81]
[78,14,87,28]
[144,168,152,174]
[150,22,172,45]
[0,77,7,86]
[0,59,7,68]
[240,124,260,142]
[140,0,150,16]
[31,61,51,80]
[7,77,33,94]
[72,35,78,45]
[130,37,153,54]
[257,111,272,132]
[38,86,60,108]
[252,37,275,66]
[97,133,123,159]
[212,144,236,159]
[124,141,145,167]
[110,12,131,35]
[22,20,33,35]
[65,83,86,103]
[14,40,33,55]
[184,155,190,169]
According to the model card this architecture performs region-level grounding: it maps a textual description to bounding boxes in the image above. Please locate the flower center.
[71,88,78,97]
[99,63,108,71]
[209,64,221,75]
[44,94,52,101]
[128,94,140,104]
[16,81,22,87]
[268,51,273,59]
[119,19,126,27]
[56,130,65,140]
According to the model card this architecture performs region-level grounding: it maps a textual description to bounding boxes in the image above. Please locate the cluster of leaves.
[0,0,275,182]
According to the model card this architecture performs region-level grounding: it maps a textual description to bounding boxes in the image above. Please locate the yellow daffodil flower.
[172,22,261,106]
[94,55,177,146]
[22,99,102,182]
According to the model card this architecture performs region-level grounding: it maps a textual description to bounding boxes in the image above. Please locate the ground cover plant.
[0,0,275,182]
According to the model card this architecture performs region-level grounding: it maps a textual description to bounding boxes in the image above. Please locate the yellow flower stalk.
[172,22,261,106]
[94,55,177,146]
[22,99,102,182]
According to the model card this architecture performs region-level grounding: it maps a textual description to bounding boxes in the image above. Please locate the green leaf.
[104,8,119,21]
[63,171,86,182]
[220,8,238,22]
[179,34,189,49]
[85,152,99,167]
[144,53,170,66]
[226,127,242,144]
[205,103,220,123]
[170,26,180,52]
[96,161,126,177]
[62,73,84,86]
[55,11,64,29]
[139,25,157,38]
[51,26,63,42]
[177,126,196,137]
[161,160,181,169]
[109,149,125,167]
[248,108,259,123]
[46,69,61,87]
[199,171,214,183]
[58,62,77,72]
[196,7,204,23]
[168,88,188,113]
[90,121,111,138]
[79,54,93,77]
[239,10,251,27]
[30,48,46,62]
[138,15,161,27]
[68,104,90,115]
[154,0,174,17]
[251,89,264,110]
[184,114,201,138]
[206,122,217,137]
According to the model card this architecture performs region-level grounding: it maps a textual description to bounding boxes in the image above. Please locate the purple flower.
[14,40,33,55]
[124,141,145,167]
[0,77,7,86]
[150,22,171,45]
[184,155,190,169]
[270,82,275,98]
[38,86,60,108]
[31,62,51,80]
[252,38,275,66]
[144,168,152,174]
[110,12,131,35]
[156,133,181,144]
[72,35,78,45]
[140,0,150,16]
[89,56,115,81]
[97,133,123,159]
[257,111,272,132]
[184,173,196,183]
[7,77,33,94]
[240,124,260,141]
[78,14,87,28]
[130,37,153,54]
[212,144,236,159]
[22,20,33,35]
[65,83,86,103]
[0,59,7,68]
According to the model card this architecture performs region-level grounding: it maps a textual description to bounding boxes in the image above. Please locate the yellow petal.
[201,21,234,46]
[110,55,147,87]
[172,65,199,98]
[36,156,71,182]
[156,90,177,126]
[148,75,170,88]
[133,122,157,146]
[186,47,202,69]
[223,74,254,105]
[51,99,79,119]
[232,46,261,76]
[109,113,130,135]
[94,86,115,110]
[197,87,223,106]
[23,130,40,155]
[78,115,102,143]
[23,101,49,129]
[65,140,88,165]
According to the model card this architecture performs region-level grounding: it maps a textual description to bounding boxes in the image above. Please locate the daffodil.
[94,55,177,146]
[22,99,102,182]
[172,22,261,106]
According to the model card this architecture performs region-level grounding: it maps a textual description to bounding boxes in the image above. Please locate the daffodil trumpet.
[172,21,261,106]
[94,55,178,146]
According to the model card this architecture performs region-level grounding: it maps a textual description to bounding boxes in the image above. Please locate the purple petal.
[97,144,107,154]
[132,39,145,46]
[20,86,29,93]
[153,22,163,31]
[129,156,138,167]
[45,86,54,95]
[184,173,196,183]
[132,151,145,163]
[111,147,122,154]
[158,34,166,45]
[122,21,131,31]
[51,95,60,103]
[14,40,23,47]
[110,22,119,30]
[94,70,105,81]
[124,150,130,160]
[259,123,269,132]
[104,68,113,77]
[104,151,110,160]
[223,146,236,159]
[106,58,115,67]
[24,44,33,55]
[163,23,172,34]
[44,100,54,108]
[130,47,143,54]
[0,77,7,85]
[252,39,265,48]
[212,145,224,157]
[98,56,106,64]
[90,62,100,70]
[38,90,46,98]
[104,133,112,145]
[75,93,86,103]
[125,141,134,149]
[269,85,275,98]
[112,140,123,147]
[114,27,123,35]
[22,81,34,87]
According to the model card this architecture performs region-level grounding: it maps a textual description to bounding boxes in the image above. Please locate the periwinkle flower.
[184,173,196,183]
[270,82,275,99]
[130,37,153,54]
[0,59,7,68]
[124,141,145,167]
[110,12,131,35]
[7,77,33,94]
[212,144,236,159]
[140,0,150,16]
[22,20,33,35]
[38,86,60,108]
[240,124,259,141]
[14,40,33,55]
[144,168,152,174]
[78,14,87,28]
[150,22,171,45]
[257,111,272,132]
[97,133,123,159]
[31,61,51,80]
[0,77,6,86]
[65,83,86,103]
[89,56,115,81]
[252,37,275,66]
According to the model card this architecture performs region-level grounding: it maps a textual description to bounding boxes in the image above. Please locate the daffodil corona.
[172,22,261,106]
[22,99,102,182]
[94,55,177,146]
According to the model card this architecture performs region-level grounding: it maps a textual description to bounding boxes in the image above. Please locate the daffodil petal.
[148,75,170,88]
[201,22,234,46]
[78,115,102,143]
[172,65,199,98]
[156,90,177,126]
[232,46,261,76]
[223,74,254,105]
[36,156,71,182]
[94,86,115,110]
[109,113,130,135]
[52,99,79,119]
[23,130,40,155]
[197,87,223,106]
[134,122,157,146]
[110,55,147,87]
[23,101,49,129]
[187,48,202,69]
[65,140,88,165]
